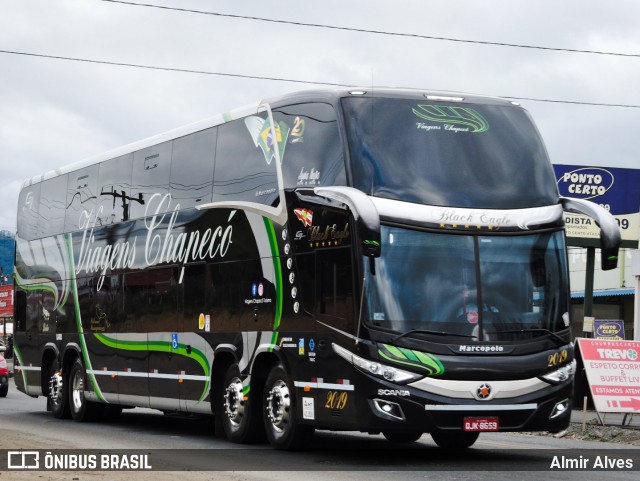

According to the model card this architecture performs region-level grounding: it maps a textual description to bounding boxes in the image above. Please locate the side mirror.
[295,186,381,259]
[561,197,622,270]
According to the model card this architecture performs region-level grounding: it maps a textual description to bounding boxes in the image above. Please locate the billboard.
[0,230,14,284]
[0,285,13,317]
[553,165,640,248]
[577,338,640,413]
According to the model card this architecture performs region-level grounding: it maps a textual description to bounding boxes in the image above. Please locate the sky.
[1,0,639,231]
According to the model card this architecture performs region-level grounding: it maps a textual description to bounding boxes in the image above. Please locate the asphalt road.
[0,377,638,480]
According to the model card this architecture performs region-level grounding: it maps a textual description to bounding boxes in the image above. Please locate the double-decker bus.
[13,88,621,449]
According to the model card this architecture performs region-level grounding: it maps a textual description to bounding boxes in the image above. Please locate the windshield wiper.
[487,328,568,347]
[392,329,475,342]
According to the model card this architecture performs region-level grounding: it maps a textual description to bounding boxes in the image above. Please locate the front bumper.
[361,374,573,434]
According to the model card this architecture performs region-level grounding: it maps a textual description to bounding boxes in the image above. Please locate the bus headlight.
[332,343,422,384]
[541,360,576,384]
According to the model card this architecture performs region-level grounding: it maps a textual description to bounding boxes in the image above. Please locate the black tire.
[220,364,263,443]
[48,362,70,419]
[68,358,104,422]
[263,363,313,450]
[383,430,423,443]
[430,431,479,449]
[0,385,8,397]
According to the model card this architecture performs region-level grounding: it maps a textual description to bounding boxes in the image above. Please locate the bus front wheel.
[263,363,313,450]
[430,431,479,449]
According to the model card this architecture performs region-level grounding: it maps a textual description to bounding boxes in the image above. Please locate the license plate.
[463,417,499,432]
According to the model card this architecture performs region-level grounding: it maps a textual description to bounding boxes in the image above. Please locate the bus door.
[313,246,357,425]
[291,203,356,426]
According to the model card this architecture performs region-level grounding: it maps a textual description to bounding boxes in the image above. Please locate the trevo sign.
[577,338,640,413]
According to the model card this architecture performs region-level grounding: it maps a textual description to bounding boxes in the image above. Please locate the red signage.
[0,285,13,317]
[577,338,640,413]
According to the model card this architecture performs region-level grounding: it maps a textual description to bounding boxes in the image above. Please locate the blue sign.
[554,165,640,215]
[553,164,639,246]
[172,333,178,350]
[594,320,625,340]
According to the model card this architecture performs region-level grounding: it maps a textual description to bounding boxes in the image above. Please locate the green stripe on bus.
[263,218,283,331]
[94,333,211,403]
[65,233,106,402]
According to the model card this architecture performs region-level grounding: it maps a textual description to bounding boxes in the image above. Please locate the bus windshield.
[342,97,559,209]
[364,226,570,342]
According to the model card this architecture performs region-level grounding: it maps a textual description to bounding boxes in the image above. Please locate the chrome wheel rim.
[71,369,84,412]
[266,379,290,433]
[49,370,63,406]
[223,377,245,428]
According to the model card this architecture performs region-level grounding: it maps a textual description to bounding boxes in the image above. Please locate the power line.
[0,49,347,87]
[502,96,640,109]
[99,0,640,59]
[2,48,640,108]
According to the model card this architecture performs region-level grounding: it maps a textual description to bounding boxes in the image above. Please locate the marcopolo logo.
[557,167,614,200]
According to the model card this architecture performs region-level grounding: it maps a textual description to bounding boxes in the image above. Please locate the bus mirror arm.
[295,186,381,260]
[560,197,622,271]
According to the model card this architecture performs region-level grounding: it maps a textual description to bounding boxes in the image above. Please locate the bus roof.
[21,87,517,189]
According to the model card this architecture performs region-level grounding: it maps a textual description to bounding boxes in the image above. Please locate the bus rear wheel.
[48,362,70,419]
[263,363,313,450]
[221,364,262,443]
[68,358,103,422]
[430,431,479,449]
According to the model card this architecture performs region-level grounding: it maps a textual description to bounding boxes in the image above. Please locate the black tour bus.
[13,88,621,449]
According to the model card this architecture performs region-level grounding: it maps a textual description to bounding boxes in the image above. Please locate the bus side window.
[124,267,180,332]
[130,141,173,220]
[17,183,41,241]
[14,289,27,332]
[65,165,99,233]
[182,263,208,332]
[213,117,279,206]
[25,289,41,334]
[97,153,134,225]
[272,103,346,189]
[38,175,68,238]
[170,128,217,210]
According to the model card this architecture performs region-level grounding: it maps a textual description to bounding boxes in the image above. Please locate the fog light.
[372,398,405,421]
[550,399,570,419]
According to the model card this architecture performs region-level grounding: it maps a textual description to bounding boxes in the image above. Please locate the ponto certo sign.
[559,168,614,199]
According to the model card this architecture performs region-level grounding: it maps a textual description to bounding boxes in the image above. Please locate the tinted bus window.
[125,267,180,332]
[65,164,99,232]
[213,116,279,206]
[17,183,41,241]
[342,97,558,209]
[170,128,217,210]
[38,175,68,238]
[97,153,134,226]
[130,141,173,220]
[272,103,346,188]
